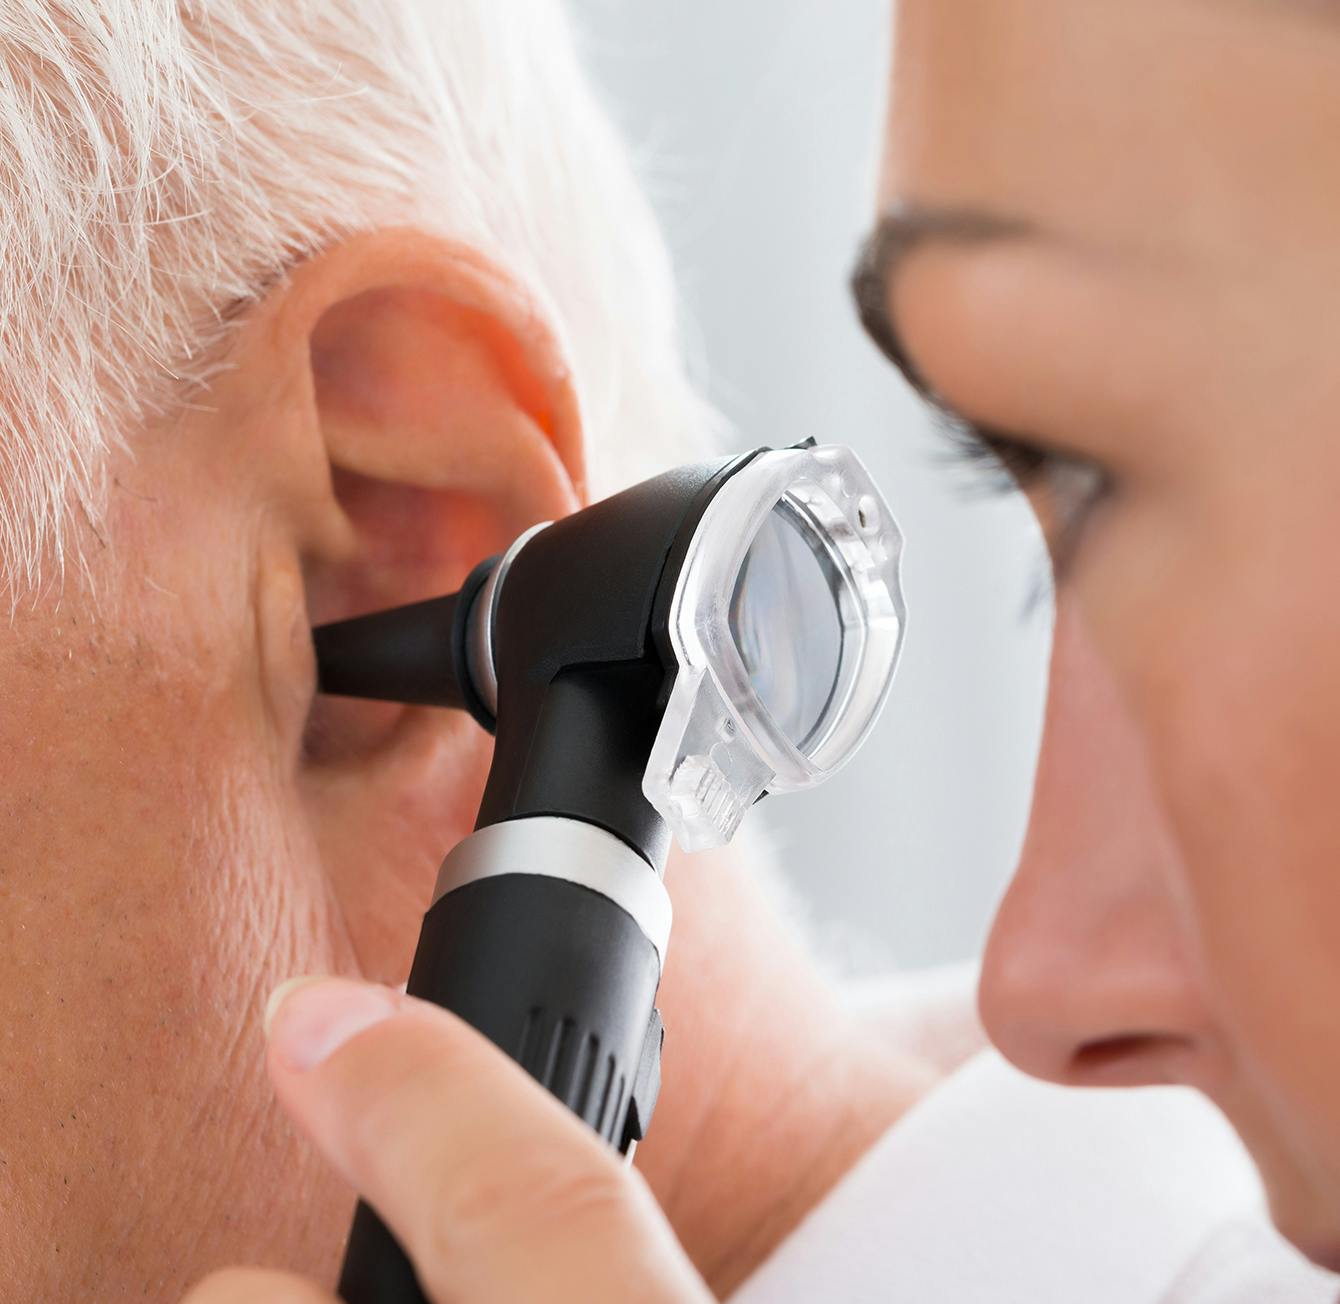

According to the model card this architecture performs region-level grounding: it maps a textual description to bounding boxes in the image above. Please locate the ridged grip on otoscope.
[336,872,665,1304]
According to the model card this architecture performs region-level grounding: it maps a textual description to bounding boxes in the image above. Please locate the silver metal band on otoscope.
[466,522,551,719]
[432,816,673,968]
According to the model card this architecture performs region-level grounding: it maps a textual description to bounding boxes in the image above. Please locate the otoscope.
[313,441,906,1304]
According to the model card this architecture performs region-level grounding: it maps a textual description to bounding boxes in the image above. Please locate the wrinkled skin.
[877,0,1340,1269]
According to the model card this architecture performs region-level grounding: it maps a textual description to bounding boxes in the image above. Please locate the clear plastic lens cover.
[643,444,906,852]
[729,499,844,751]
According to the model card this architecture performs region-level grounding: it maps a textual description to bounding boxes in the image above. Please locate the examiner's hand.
[183,977,711,1304]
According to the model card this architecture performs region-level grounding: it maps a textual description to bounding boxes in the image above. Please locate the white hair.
[0,0,714,593]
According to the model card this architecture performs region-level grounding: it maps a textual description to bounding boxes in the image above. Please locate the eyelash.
[931,409,1111,581]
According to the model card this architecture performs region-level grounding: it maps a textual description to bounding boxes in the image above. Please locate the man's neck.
[638,847,936,1297]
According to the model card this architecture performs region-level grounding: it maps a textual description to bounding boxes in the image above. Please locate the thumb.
[264,977,711,1304]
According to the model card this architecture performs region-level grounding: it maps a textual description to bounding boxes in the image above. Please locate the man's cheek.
[0,681,338,1289]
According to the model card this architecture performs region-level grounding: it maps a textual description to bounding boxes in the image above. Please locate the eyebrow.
[850,205,1036,396]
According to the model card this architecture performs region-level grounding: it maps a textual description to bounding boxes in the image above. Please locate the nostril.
[1070,1034,1187,1087]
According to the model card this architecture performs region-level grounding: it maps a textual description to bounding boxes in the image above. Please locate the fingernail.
[265,977,399,1072]
[263,975,326,1037]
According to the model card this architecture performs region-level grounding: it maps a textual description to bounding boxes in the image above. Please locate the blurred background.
[567,1,1053,970]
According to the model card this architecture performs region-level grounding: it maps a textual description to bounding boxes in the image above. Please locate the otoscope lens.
[729,501,843,749]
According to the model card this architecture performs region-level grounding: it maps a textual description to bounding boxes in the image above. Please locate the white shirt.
[731,1051,1339,1303]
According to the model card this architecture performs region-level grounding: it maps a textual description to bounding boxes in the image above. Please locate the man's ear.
[290,231,585,616]
[219,229,585,980]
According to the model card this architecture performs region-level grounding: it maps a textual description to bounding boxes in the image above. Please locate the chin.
[1283,1237,1340,1274]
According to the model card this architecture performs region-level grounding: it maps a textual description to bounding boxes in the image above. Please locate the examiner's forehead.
[879,0,1340,278]
[891,0,1338,24]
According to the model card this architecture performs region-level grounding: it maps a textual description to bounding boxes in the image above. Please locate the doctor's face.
[872,0,1340,1267]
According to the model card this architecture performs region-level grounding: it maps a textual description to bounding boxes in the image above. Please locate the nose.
[980,605,1215,1090]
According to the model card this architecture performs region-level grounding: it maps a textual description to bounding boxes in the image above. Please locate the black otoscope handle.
[336,855,666,1303]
